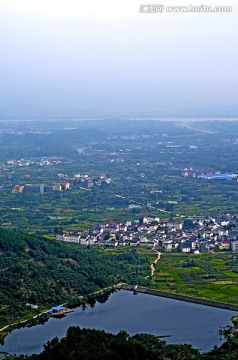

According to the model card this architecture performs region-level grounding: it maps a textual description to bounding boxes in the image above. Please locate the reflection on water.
[0,290,236,355]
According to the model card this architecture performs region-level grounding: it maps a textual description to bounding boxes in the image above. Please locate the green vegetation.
[2,120,238,357]
[5,322,238,360]
[150,253,238,304]
[1,120,238,234]
[0,228,149,338]
[1,228,238,343]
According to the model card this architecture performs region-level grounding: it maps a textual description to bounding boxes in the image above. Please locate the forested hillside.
[0,229,148,329]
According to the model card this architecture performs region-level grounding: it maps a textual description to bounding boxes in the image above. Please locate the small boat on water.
[48,306,74,318]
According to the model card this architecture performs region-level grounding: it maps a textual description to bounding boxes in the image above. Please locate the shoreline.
[1,283,238,346]
[0,284,119,344]
[120,285,238,311]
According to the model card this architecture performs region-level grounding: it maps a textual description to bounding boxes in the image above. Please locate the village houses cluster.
[57,172,112,189]
[56,214,238,253]
[6,156,64,167]
[181,167,238,181]
[12,173,111,194]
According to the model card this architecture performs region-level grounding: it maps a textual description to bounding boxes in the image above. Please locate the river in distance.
[1,290,237,356]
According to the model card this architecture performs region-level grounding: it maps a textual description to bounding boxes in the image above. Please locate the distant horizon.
[1,116,238,122]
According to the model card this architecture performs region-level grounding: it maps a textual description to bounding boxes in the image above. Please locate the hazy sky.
[0,0,237,118]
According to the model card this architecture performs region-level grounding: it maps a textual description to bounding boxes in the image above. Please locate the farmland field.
[149,252,238,305]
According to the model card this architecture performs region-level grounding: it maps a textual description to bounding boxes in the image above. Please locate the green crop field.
[149,252,238,305]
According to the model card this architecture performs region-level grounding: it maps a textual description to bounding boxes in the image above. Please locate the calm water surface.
[1,290,237,355]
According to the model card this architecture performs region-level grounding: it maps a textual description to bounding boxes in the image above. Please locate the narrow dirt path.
[150,251,161,277]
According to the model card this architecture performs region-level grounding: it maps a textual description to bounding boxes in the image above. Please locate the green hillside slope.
[0,229,148,330]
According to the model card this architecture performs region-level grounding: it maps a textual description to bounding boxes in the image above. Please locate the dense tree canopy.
[0,228,148,329]
[5,325,238,360]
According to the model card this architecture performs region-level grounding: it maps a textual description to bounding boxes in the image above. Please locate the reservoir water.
[1,290,237,355]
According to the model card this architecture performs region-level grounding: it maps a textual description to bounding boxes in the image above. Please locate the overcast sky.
[0,0,237,118]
